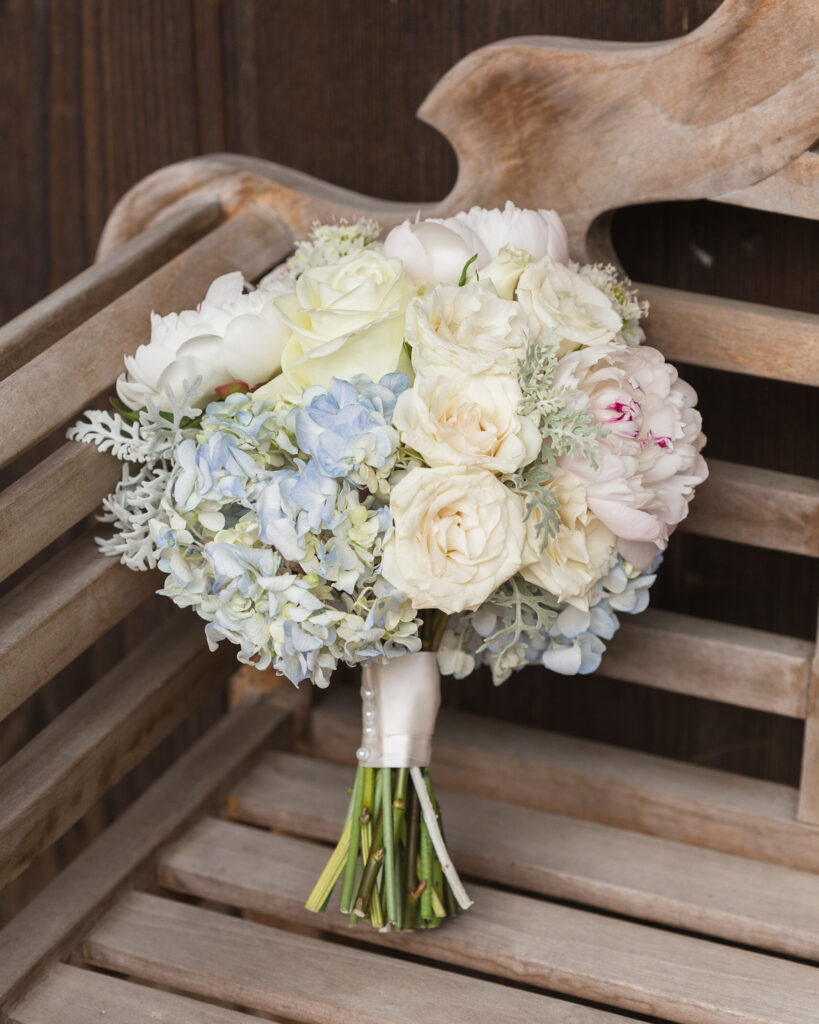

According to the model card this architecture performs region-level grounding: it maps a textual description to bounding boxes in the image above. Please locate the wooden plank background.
[0,0,817,901]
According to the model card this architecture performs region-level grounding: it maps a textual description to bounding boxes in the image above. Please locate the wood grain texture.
[309,689,819,872]
[797,617,819,823]
[225,751,819,960]
[0,204,290,470]
[6,963,266,1024]
[157,819,819,1024]
[604,609,814,717]
[420,0,819,255]
[0,534,157,723]
[0,199,222,380]
[640,283,819,385]
[0,615,233,890]
[0,443,121,584]
[719,149,819,220]
[0,695,291,1008]
[84,891,629,1024]
[680,458,819,556]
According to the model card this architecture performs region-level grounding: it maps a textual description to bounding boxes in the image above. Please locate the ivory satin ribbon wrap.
[356,652,441,769]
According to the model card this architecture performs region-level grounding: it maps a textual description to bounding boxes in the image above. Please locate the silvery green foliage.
[439,555,660,685]
[67,383,203,570]
[505,327,602,547]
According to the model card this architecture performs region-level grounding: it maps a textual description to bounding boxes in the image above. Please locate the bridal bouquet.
[70,203,707,931]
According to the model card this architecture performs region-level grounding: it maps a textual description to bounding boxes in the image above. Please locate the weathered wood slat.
[309,690,819,872]
[157,820,819,1024]
[797,632,819,824]
[226,752,819,961]
[6,963,264,1024]
[0,200,223,381]
[0,443,121,583]
[0,534,156,723]
[0,695,292,1008]
[0,615,232,890]
[640,283,819,386]
[604,609,813,717]
[718,149,819,221]
[0,204,290,470]
[84,891,628,1024]
[680,458,819,557]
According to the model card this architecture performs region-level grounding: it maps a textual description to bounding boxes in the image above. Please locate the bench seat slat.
[606,608,813,717]
[0,696,291,1008]
[309,690,819,872]
[0,443,121,584]
[226,752,819,961]
[640,283,819,385]
[681,458,819,556]
[155,821,819,1024]
[83,891,629,1024]
[0,535,156,722]
[0,615,232,890]
[0,204,290,471]
[7,963,265,1024]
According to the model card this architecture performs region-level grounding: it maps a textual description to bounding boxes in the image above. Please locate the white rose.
[393,371,540,474]
[407,281,530,376]
[517,257,623,356]
[383,202,568,284]
[382,466,527,614]
[480,245,531,300]
[521,467,618,610]
[254,249,416,399]
[556,342,708,568]
[117,272,289,412]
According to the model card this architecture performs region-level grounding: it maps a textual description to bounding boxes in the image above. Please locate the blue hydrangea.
[151,373,421,688]
[295,373,407,486]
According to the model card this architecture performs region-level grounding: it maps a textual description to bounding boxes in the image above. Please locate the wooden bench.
[2,2,819,1021]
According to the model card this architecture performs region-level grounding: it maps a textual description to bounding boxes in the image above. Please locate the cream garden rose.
[393,371,540,473]
[382,466,527,614]
[254,249,416,398]
[517,257,623,357]
[406,281,530,376]
[521,467,618,610]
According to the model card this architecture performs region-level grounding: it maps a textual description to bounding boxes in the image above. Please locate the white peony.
[393,371,540,474]
[382,466,527,614]
[383,202,569,284]
[254,248,416,399]
[406,281,530,377]
[521,467,618,609]
[556,342,708,568]
[517,257,623,356]
[117,272,289,412]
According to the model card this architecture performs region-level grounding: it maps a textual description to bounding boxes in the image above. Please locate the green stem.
[419,812,433,921]
[430,612,451,653]
[354,810,384,918]
[339,766,365,914]
[304,819,351,913]
[403,782,420,929]
[380,768,398,927]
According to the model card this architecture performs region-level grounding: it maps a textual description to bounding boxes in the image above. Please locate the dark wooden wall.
[2,0,817,825]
